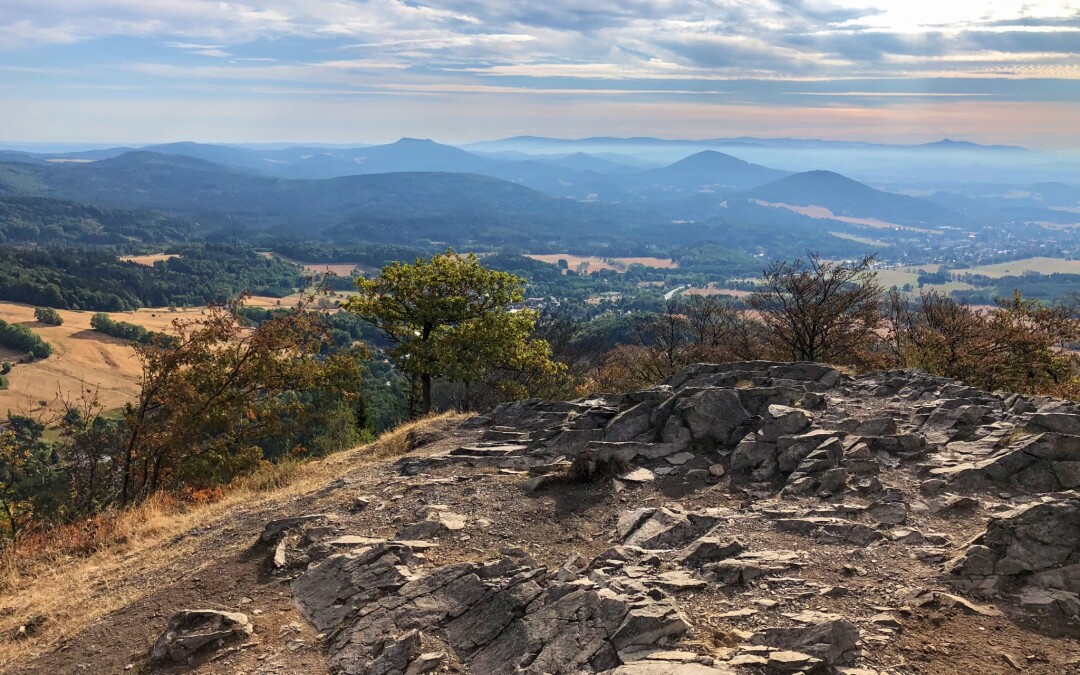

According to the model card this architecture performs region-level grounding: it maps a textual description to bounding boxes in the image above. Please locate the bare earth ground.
[3,408,1078,674]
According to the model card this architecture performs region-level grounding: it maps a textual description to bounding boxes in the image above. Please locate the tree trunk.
[418,321,433,416]
[420,372,432,416]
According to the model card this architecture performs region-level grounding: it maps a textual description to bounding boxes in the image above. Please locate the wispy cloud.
[0,0,1077,143]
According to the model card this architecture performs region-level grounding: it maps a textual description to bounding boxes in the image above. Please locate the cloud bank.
[1,0,1077,145]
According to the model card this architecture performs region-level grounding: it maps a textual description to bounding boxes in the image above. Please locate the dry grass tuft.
[367,411,469,460]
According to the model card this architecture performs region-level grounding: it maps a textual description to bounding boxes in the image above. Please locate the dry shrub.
[0,492,188,590]
[1,413,466,591]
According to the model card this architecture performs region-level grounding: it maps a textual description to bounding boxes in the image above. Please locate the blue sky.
[1,1,1078,147]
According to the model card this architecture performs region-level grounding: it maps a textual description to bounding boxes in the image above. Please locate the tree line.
[586,254,1080,398]
[0,319,52,360]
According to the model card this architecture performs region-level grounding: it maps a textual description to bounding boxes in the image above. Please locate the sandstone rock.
[149,610,253,665]
[768,650,822,672]
[933,495,979,514]
[911,591,1003,617]
[617,508,718,550]
[854,417,898,436]
[867,499,908,525]
[773,517,883,546]
[606,401,661,442]
[761,405,812,442]
[820,467,850,494]
[1027,412,1080,436]
[405,650,446,675]
[395,510,467,539]
[675,389,753,446]
[261,514,328,542]
[730,437,779,479]
[947,494,1080,614]
[704,551,802,585]
[922,404,991,443]
[524,473,562,492]
[607,663,736,674]
[919,479,947,495]
[870,612,902,628]
[749,616,860,666]
[672,537,745,567]
[931,432,1080,492]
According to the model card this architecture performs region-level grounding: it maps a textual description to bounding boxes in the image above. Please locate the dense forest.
[0,196,196,245]
[0,244,303,311]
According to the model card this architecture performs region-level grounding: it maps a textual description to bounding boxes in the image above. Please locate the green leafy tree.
[0,415,65,539]
[0,319,52,358]
[345,250,559,415]
[107,296,365,506]
[34,307,63,326]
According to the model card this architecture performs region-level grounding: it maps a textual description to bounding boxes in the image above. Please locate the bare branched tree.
[749,253,883,364]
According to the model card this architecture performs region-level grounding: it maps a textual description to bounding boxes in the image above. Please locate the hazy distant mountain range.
[0,136,1076,256]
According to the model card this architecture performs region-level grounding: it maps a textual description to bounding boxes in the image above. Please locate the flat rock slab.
[292,542,691,675]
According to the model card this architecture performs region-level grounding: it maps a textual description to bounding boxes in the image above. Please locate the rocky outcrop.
[291,541,691,674]
[276,362,1080,674]
[947,493,1080,615]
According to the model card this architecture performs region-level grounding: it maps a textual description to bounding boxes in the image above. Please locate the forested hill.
[0,245,302,311]
[0,152,776,250]
[744,170,961,227]
[0,195,196,245]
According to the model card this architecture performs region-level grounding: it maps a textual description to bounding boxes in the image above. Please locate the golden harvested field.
[875,264,940,289]
[682,284,754,298]
[752,200,942,234]
[954,256,1080,278]
[830,231,892,247]
[118,253,179,266]
[260,252,374,277]
[525,254,677,273]
[0,302,201,415]
[873,264,971,294]
[0,296,313,415]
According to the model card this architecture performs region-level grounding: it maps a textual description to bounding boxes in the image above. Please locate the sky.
[1,1,1078,148]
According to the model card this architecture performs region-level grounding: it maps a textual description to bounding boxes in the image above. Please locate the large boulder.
[930,433,1080,493]
[616,507,720,550]
[760,405,812,442]
[671,389,753,447]
[947,494,1080,614]
[748,615,860,666]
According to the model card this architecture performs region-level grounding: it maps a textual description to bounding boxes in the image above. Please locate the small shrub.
[33,307,63,326]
